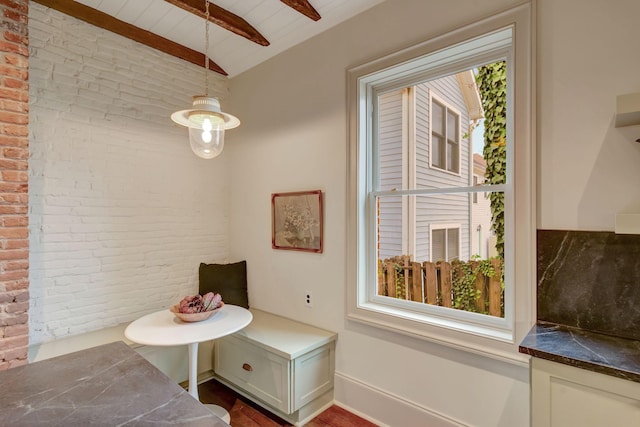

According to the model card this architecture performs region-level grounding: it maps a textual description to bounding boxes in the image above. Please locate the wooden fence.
[378,256,503,317]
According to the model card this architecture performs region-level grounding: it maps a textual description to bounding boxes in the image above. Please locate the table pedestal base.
[205,404,231,424]
[188,343,231,424]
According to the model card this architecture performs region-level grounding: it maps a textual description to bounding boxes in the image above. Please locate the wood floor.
[198,379,378,427]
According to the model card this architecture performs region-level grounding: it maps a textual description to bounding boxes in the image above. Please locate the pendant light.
[170,0,239,159]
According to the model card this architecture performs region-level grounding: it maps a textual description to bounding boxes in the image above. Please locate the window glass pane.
[377,196,404,260]
[432,136,444,168]
[432,101,444,135]
[447,228,459,261]
[478,61,507,186]
[371,59,510,318]
[423,75,468,177]
[471,191,501,260]
[431,229,445,262]
[446,141,459,172]
[447,111,458,141]
[376,191,504,317]
[377,90,404,191]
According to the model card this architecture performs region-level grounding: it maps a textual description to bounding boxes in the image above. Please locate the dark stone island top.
[519,322,640,383]
[523,230,640,383]
[0,341,228,426]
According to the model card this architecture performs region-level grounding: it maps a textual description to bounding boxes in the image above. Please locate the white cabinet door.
[532,358,640,427]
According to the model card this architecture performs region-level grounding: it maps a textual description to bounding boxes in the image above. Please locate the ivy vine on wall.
[476,61,507,260]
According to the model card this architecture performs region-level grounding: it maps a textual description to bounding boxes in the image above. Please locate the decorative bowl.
[170,302,224,322]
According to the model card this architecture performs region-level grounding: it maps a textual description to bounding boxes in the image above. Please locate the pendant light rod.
[204,0,210,97]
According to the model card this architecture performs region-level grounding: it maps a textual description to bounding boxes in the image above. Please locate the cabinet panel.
[532,358,640,427]
[215,335,291,413]
[550,377,640,426]
[293,345,334,410]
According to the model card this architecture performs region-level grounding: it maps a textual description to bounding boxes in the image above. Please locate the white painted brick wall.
[28,4,232,345]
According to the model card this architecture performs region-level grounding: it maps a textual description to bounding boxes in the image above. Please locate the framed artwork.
[272,190,323,253]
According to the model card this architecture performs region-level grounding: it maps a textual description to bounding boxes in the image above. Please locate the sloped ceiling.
[34,0,385,78]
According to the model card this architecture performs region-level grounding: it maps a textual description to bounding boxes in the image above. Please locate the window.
[431,225,460,262]
[346,4,534,361]
[431,97,460,173]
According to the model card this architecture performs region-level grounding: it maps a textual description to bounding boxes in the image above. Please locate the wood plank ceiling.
[31,0,384,78]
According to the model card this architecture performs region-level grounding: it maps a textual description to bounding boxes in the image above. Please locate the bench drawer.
[215,335,292,413]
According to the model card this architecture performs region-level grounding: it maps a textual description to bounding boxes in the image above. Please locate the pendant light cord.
[204,0,210,97]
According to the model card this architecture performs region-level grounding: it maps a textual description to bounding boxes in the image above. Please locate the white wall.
[226,0,530,425]
[28,4,231,345]
[537,0,640,230]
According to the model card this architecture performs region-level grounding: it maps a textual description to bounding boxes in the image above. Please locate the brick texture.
[0,0,28,370]
[28,4,231,346]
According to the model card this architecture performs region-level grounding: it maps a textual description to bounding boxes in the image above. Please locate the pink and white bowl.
[169,302,224,322]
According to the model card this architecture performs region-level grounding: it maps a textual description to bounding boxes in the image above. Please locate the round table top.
[124,304,253,347]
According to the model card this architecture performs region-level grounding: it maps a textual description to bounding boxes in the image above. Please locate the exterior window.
[431,226,460,262]
[347,4,534,360]
[431,98,460,173]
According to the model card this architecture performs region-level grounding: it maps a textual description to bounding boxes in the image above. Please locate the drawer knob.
[242,363,253,372]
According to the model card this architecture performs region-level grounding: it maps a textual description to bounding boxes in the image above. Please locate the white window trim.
[429,223,461,262]
[346,3,535,366]
[429,92,463,177]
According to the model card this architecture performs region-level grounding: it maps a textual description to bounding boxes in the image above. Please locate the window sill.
[429,165,462,177]
[347,301,530,368]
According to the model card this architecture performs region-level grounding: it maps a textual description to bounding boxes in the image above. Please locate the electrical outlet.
[305,291,313,307]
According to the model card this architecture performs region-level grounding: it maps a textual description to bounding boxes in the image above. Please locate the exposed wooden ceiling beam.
[164,0,270,47]
[32,0,228,76]
[281,0,321,21]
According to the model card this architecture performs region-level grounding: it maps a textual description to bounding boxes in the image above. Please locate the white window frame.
[429,223,461,262]
[429,93,462,176]
[346,4,535,364]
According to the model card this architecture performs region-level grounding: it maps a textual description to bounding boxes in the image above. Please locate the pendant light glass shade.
[189,120,224,159]
[171,96,240,159]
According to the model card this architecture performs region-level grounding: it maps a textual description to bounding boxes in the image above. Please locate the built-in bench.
[214,309,338,426]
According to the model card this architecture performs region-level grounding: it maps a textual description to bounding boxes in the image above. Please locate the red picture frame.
[272,190,323,253]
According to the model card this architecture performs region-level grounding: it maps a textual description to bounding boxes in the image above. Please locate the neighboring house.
[471,153,495,259]
[377,70,486,263]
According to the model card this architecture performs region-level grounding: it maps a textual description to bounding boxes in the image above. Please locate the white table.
[125,304,253,423]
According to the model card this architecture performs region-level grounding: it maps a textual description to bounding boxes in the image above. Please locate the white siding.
[377,90,404,259]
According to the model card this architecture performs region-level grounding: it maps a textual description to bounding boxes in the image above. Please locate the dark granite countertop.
[519,322,640,383]
[0,341,228,426]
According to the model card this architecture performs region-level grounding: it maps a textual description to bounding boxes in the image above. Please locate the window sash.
[430,96,461,174]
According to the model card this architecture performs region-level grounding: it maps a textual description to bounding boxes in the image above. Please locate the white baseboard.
[333,372,468,427]
[28,323,131,362]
